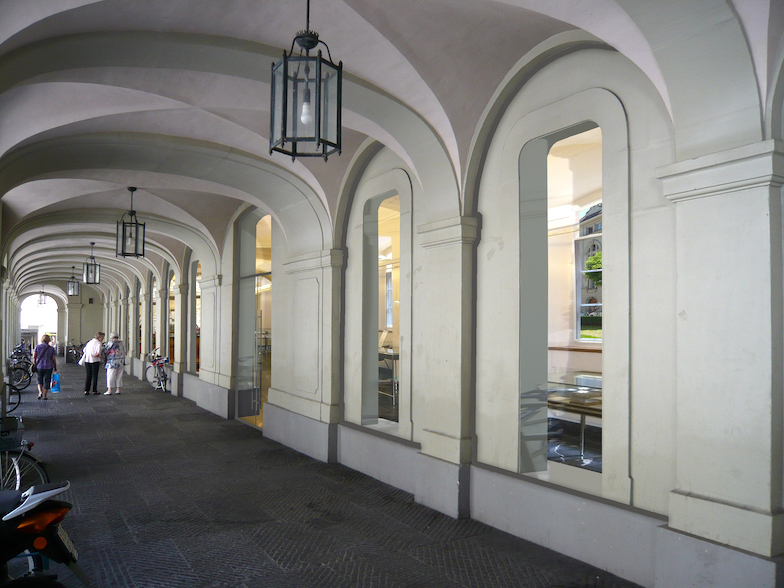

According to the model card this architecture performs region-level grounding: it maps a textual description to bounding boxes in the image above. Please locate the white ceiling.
[0,0,780,298]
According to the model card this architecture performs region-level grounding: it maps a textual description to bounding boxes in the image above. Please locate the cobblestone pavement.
[12,362,642,588]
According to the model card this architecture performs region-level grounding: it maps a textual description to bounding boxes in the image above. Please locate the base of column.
[655,525,784,588]
[264,403,336,463]
[669,490,784,557]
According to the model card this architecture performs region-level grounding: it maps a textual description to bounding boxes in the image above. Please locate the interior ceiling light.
[117,187,145,258]
[269,0,342,161]
[83,242,100,285]
[67,266,80,297]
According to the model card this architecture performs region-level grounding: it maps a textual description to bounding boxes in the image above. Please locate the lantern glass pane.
[67,280,79,296]
[83,261,100,284]
[289,56,318,144]
[136,223,145,256]
[322,61,339,146]
[116,221,122,256]
[126,223,135,254]
[271,59,285,146]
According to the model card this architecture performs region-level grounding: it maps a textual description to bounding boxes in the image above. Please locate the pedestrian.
[104,332,126,395]
[31,334,57,400]
[80,331,105,395]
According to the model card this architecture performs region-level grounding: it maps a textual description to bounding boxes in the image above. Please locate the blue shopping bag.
[51,372,61,393]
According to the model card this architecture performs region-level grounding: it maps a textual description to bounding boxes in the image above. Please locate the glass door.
[237,213,272,429]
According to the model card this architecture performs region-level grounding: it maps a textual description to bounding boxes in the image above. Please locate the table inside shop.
[546,383,602,460]
[378,349,399,404]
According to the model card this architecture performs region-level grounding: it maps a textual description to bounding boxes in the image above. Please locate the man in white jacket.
[81,331,105,395]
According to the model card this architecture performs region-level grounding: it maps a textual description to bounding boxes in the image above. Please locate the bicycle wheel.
[0,451,21,490]
[11,368,31,391]
[1,452,49,491]
[145,365,159,388]
[159,369,168,393]
[6,384,21,414]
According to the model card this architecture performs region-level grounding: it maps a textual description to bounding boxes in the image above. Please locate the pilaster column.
[658,139,784,557]
[414,216,478,517]
[172,284,188,372]
[197,275,221,382]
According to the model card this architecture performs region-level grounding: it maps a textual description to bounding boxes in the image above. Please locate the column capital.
[417,216,479,249]
[658,139,784,203]
[199,275,222,289]
[283,249,345,274]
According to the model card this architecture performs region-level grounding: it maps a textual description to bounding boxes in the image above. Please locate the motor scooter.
[0,481,89,586]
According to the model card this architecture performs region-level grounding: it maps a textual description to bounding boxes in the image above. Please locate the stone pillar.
[658,140,784,557]
[127,292,138,359]
[139,294,150,358]
[66,303,83,346]
[56,306,66,351]
[413,216,478,518]
[157,285,168,358]
[111,298,120,337]
[187,267,197,373]
[172,284,188,372]
[102,301,110,335]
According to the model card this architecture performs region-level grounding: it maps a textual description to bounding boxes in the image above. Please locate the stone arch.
[768,48,784,141]
[342,149,414,440]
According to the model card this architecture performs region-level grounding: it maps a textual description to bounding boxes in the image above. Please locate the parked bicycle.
[7,345,32,392]
[0,417,49,491]
[66,340,84,364]
[6,362,31,393]
[3,384,21,415]
[145,349,170,393]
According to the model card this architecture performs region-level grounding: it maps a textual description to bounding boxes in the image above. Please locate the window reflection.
[545,127,603,473]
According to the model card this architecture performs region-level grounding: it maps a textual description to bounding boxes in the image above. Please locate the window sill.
[548,345,602,353]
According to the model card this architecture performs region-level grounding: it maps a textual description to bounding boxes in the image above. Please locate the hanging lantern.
[83,242,100,284]
[37,285,46,306]
[116,187,145,257]
[67,266,80,297]
[269,0,342,161]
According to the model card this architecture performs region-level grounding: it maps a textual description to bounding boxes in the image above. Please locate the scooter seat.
[0,490,23,518]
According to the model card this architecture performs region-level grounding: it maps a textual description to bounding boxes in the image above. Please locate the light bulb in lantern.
[300,88,313,125]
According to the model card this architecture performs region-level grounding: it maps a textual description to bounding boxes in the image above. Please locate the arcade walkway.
[16,362,641,588]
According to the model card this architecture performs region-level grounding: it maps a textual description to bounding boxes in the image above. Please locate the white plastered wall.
[473,46,676,582]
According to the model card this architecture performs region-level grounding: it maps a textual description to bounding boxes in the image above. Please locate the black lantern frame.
[83,242,100,285]
[270,0,342,161]
[67,266,80,297]
[37,286,46,307]
[117,187,146,258]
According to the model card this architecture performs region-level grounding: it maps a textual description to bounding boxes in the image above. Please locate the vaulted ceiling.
[1,0,781,303]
